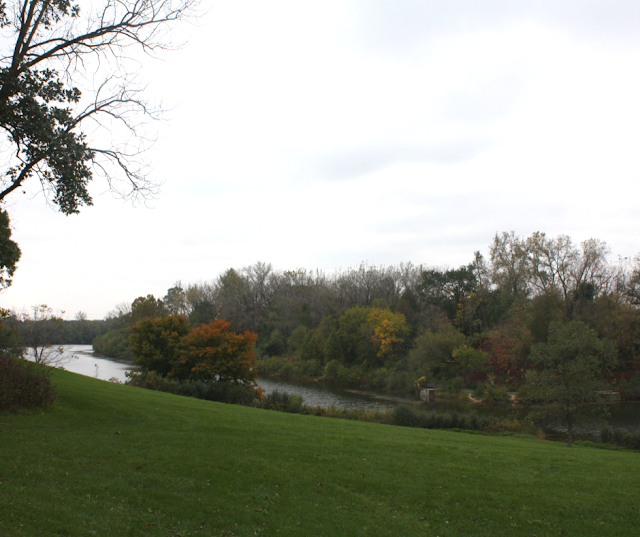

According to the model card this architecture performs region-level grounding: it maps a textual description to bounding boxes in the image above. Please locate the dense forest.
[84,231,640,398]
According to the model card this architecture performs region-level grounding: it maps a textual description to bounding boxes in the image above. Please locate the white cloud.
[3,1,640,318]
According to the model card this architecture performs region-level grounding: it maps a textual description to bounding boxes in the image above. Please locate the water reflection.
[28,344,133,383]
[257,378,407,412]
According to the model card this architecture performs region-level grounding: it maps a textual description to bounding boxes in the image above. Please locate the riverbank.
[52,345,640,441]
[258,356,514,405]
[28,345,133,382]
[2,367,640,536]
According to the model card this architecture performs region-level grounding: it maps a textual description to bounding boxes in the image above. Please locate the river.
[27,344,132,382]
[44,345,640,442]
[39,345,406,410]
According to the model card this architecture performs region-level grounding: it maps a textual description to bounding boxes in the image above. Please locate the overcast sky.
[3,0,640,319]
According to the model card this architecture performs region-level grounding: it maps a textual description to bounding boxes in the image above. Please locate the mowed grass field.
[1,368,639,536]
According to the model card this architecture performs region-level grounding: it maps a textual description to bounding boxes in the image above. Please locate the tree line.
[4,230,639,446]
[88,232,640,397]
[0,305,117,362]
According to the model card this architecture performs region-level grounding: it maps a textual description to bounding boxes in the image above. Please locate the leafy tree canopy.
[173,320,259,388]
[130,295,168,325]
[525,320,617,447]
[0,210,20,289]
[129,316,260,392]
[0,0,196,282]
[128,314,191,377]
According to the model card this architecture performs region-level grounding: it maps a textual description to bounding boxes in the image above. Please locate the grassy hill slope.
[1,368,639,536]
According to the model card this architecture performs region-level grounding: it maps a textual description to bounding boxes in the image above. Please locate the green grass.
[1,369,639,536]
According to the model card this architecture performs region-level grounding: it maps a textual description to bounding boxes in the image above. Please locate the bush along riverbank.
[0,354,56,411]
[260,393,532,435]
[599,427,640,450]
[257,356,519,407]
[122,373,640,451]
[123,371,532,437]
[123,370,259,405]
[258,357,519,404]
[106,312,637,449]
[257,355,422,392]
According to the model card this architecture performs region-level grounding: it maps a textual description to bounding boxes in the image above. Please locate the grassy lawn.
[1,368,639,536]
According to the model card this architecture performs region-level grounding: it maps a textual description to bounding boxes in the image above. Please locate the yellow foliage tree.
[367,308,410,359]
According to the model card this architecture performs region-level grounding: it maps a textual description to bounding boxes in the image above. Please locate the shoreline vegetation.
[124,366,640,451]
[81,232,640,436]
[5,232,640,406]
[2,366,640,536]
[3,230,640,447]
[4,233,640,406]
[5,350,638,450]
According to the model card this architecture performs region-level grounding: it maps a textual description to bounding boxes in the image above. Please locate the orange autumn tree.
[172,320,260,392]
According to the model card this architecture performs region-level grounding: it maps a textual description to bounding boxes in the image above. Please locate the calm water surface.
[30,344,134,382]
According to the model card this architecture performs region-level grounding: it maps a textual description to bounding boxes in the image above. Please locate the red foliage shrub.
[172,320,260,392]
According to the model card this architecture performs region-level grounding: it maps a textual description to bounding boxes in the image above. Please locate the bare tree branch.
[0,0,197,216]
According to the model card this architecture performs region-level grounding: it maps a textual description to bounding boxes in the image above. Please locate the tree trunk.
[567,422,573,448]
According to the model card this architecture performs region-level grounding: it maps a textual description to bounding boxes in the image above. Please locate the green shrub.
[278,361,295,379]
[574,440,627,451]
[336,364,357,384]
[457,414,472,429]
[187,380,258,405]
[299,359,322,377]
[386,370,410,392]
[367,367,391,389]
[484,385,511,403]
[93,328,133,360]
[599,426,640,450]
[288,325,309,354]
[435,411,455,429]
[393,404,418,427]
[0,323,24,357]
[256,390,306,414]
[256,356,288,376]
[625,432,640,450]
[388,405,515,434]
[126,370,179,393]
[443,377,465,397]
[299,328,325,363]
[125,371,259,405]
[324,359,340,381]
[601,427,613,444]
[516,383,536,404]
[474,414,491,429]
[613,428,627,445]
[618,373,640,401]
[489,418,530,434]
[0,354,56,411]
[263,330,287,357]
[127,367,526,437]
[472,382,487,399]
